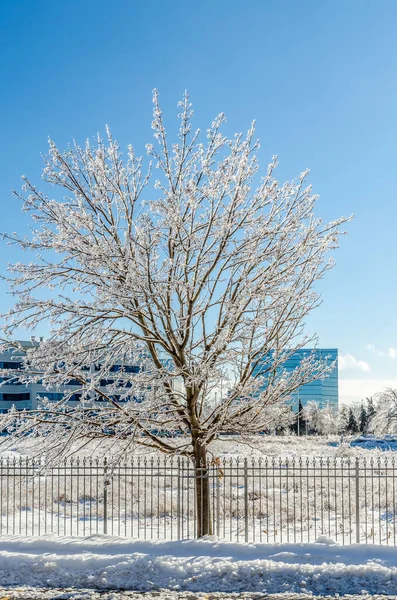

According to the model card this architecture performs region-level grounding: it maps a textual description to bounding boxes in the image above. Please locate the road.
[1,591,397,600]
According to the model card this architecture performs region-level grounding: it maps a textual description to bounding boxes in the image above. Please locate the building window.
[0,362,22,370]
[110,365,141,373]
[1,393,30,402]
[37,392,64,402]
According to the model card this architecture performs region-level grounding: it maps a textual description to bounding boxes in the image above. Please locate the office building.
[0,340,142,413]
[252,348,338,410]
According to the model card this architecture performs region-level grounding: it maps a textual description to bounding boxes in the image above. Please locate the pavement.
[1,591,397,600]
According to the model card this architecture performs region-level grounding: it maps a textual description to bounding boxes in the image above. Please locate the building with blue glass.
[0,340,146,413]
[253,348,338,410]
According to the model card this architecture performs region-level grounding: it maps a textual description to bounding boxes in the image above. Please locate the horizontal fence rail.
[0,456,395,544]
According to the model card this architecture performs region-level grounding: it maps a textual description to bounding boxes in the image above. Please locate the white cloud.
[367,343,380,355]
[367,344,397,359]
[339,379,397,405]
[338,353,370,373]
[366,344,385,357]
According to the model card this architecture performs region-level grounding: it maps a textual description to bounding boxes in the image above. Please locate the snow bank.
[0,535,396,595]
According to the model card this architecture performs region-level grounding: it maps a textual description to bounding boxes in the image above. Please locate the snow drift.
[0,535,396,595]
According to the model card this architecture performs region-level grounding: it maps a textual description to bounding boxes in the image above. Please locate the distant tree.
[264,402,296,434]
[371,389,397,435]
[296,399,306,436]
[320,402,338,435]
[338,405,350,434]
[359,404,368,433]
[288,405,298,435]
[289,411,296,434]
[347,408,359,434]
[366,396,376,421]
[302,400,324,434]
[292,399,310,435]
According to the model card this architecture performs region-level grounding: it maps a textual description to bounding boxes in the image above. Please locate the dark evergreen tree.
[359,404,368,433]
[347,407,359,434]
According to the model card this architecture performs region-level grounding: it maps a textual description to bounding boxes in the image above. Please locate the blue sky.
[1,0,396,403]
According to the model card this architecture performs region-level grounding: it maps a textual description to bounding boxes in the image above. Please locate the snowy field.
[0,534,396,596]
[0,433,389,461]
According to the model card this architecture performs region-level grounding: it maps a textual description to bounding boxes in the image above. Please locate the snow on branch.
[0,91,351,462]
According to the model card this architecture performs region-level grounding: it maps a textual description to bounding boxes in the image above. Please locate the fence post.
[103,457,108,535]
[216,462,221,537]
[177,457,181,540]
[244,458,249,543]
[355,457,360,543]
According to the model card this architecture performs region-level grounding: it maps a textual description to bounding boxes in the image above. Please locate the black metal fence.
[0,455,395,544]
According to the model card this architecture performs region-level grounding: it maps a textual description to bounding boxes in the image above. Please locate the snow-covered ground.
[0,534,396,596]
[0,433,377,461]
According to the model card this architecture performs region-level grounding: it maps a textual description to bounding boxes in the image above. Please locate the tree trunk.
[193,440,213,537]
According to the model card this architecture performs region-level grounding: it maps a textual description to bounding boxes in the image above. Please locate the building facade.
[0,341,144,414]
[253,348,338,410]
[0,341,80,413]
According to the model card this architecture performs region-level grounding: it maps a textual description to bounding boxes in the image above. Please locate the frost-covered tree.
[338,405,350,434]
[302,400,324,434]
[1,91,349,536]
[337,401,362,435]
[320,402,338,435]
[371,388,397,435]
[366,396,376,429]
